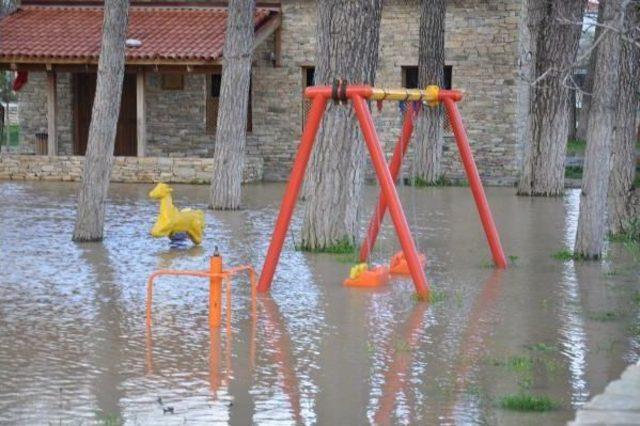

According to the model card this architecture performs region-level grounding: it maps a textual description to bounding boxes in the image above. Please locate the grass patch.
[404,176,468,187]
[508,255,519,264]
[586,310,622,322]
[524,342,558,353]
[429,289,447,303]
[296,237,355,254]
[565,166,583,179]
[628,324,640,336]
[490,355,534,373]
[2,124,20,146]
[633,291,640,304]
[551,249,580,261]
[566,139,586,156]
[498,393,559,412]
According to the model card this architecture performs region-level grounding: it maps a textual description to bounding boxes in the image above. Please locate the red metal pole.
[442,97,507,268]
[257,95,329,292]
[352,95,430,298]
[359,108,415,262]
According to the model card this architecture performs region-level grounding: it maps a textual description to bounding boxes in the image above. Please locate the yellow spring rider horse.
[149,183,205,245]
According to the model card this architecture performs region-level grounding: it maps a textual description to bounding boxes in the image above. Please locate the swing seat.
[343,265,390,288]
[389,251,427,275]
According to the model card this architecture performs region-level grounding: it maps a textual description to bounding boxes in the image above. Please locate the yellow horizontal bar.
[370,85,439,105]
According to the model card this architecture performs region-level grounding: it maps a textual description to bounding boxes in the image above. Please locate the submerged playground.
[0,83,639,424]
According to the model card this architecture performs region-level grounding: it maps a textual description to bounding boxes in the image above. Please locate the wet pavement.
[0,181,639,425]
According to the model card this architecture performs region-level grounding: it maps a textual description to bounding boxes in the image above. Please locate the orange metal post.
[442,97,507,268]
[359,108,415,262]
[352,95,430,298]
[257,95,329,293]
[210,253,223,328]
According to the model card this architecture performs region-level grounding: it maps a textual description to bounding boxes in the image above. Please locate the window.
[301,66,315,129]
[161,74,184,90]
[206,73,252,134]
[401,65,453,89]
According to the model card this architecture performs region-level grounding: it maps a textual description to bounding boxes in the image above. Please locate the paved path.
[569,361,640,425]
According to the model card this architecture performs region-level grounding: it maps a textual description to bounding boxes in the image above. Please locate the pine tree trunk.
[576,0,606,143]
[0,0,17,17]
[412,0,445,183]
[300,0,383,250]
[574,0,625,258]
[209,0,255,210]
[517,0,586,196]
[568,87,577,141]
[72,0,129,242]
[607,3,639,235]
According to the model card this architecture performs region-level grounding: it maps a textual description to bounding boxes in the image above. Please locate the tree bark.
[209,0,255,210]
[412,0,446,183]
[607,2,639,235]
[574,0,625,258]
[300,0,383,250]
[568,87,577,142]
[0,0,17,17]
[72,0,129,241]
[517,0,586,196]
[576,0,606,143]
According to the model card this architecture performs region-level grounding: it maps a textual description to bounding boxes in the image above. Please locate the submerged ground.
[0,181,638,425]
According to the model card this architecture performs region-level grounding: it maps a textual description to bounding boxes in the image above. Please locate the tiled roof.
[0,5,277,64]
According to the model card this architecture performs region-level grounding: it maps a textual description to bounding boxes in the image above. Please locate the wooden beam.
[274,25,282,67]
[136,71,146,157]
[46,71,57,156]
[0,62,223,74]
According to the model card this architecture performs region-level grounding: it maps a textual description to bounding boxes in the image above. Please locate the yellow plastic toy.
[350,263,369,279]
[149,183,205,245]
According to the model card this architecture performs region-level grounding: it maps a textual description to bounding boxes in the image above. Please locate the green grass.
[566,139,586,156]
[524,342,558,353]
[296,237,355,254]
[586,310,622,322]
[1,124,20,146]
[405,176,468,187]
[551,249,581,261]
[565,166,583,179]
[490,355,534,373]
[498,393,559,412]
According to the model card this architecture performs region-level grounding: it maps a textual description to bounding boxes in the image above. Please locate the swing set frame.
[256,82,507,299]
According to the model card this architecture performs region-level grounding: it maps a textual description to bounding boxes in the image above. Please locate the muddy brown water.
[0,181,638,425]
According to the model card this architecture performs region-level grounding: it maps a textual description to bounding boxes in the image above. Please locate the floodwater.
[0,181,638,425]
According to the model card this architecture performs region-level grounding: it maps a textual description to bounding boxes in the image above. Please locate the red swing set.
[256,81,507,299]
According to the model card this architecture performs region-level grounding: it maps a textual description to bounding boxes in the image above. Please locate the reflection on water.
[0,181,639,425]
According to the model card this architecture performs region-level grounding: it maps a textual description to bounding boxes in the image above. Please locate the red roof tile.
[0,5,277,64]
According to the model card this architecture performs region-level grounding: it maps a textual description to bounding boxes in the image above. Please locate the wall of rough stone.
[0,154,263,184]
[15,0,522,185]
[257,0,521,184]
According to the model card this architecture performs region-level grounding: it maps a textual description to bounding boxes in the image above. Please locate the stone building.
[0,0,522,185]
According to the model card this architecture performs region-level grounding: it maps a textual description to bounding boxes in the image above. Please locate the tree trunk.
[209,0,255,210]
[72,0,129,241]
[412,0,446,183]
[0,0,17,17]
[300,0,383,250]
[517,0,586,196]
[574,0,625,258]
[607,3,639,235]
[568,87,577,141]
[576,0,606,143]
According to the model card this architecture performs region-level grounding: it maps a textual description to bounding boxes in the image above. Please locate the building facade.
[1,0,522,185]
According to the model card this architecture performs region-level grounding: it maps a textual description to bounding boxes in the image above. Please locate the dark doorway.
[73,73,137,156]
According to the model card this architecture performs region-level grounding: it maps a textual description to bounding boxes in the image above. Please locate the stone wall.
[256,0,521,183]
[15,0,522,185]
[0,154,263,184]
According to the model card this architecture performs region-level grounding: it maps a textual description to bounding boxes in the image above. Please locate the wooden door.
[74,73,137,156]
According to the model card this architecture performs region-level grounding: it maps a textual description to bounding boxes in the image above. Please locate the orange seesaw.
[146,247,257,329]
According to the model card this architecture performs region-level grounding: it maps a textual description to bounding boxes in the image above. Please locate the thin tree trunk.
[209,0,255,210]
[412,0,445,183]
[0,0,17,17]
[576,0,606,142]
[73,0,129,241]
[574,0,625,258]
[517,0,586,196]
[607,3,639,235]
[300,0,383,250]
[568,87,577,142]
